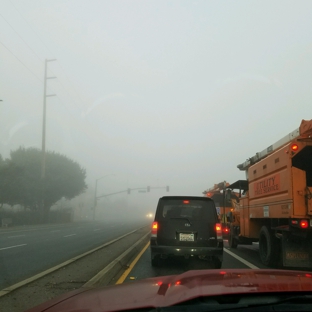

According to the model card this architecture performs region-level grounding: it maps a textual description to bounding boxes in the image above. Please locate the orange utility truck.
[227,119,312,268]
[203,182,238,237]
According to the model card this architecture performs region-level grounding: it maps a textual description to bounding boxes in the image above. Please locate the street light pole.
[93,174,115,221]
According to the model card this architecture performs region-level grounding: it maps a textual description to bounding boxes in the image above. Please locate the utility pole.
[41,59,56,179]
[41,59,56,217]
[93,178,99,221]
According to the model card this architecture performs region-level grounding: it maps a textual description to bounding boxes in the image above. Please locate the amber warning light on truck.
[291,143,299,151]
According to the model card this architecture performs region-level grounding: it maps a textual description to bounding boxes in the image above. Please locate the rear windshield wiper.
[169,217,192,225]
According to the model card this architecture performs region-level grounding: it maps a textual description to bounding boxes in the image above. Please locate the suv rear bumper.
[151,243,223,259]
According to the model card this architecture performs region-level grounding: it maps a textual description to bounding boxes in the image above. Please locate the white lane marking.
[8,235,25,238]
[0,224,71,235]
[50,230,61,233]
[64,234,76,237]
[94,229,100,231]
[0,244,27,251]
[224,248,260,269]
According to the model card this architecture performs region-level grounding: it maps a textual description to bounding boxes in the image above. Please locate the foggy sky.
[1,0,312,212]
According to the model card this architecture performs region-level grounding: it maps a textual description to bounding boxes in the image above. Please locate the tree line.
[0,147,87,223]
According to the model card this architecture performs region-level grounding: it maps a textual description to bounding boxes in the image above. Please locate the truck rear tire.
[229,225,238,249]
[259,226,280,267]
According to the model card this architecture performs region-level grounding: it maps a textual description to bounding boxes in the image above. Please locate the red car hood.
[27,269,312,312]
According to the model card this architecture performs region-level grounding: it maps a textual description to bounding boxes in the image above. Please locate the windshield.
[158,199,216,220]
[1,1,312,311]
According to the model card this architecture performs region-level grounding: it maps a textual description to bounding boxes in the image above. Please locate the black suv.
[150,196,223,268]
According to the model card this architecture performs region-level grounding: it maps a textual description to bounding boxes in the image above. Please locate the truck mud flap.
[282,232,312,268]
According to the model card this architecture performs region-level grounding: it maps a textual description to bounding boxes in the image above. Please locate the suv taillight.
[151,221,158,237]
[216,223,222,240]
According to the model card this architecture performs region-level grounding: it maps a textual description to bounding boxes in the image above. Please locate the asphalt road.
[120,240,290,284]
[0,220,147,289]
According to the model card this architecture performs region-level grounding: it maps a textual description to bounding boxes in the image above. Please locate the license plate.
[179,233,194,241]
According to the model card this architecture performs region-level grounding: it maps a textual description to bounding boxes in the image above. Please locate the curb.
[83,231,150,288]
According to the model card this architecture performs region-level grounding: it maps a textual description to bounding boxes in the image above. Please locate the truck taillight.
[151,222,158,237]
[300,220,308,229]
[216,223,222,240]
[291,219,310,228]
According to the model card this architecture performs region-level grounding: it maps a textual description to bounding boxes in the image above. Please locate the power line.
[5,1,68,95]
[8,0,52,55]
[0,12,42,62]
[8,0,87,111]
[0,40,42,82]
[5,1,86,113]
[52,65,85,110]
[0,40,62,105]
[49,68,82,108]
[8,0,86,108]
[0,43,65,111]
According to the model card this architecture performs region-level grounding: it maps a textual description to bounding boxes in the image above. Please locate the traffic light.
[147,186,150,192]
[127,188,131,194]
[166,186,169,192]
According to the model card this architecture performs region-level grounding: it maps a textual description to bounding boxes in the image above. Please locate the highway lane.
[117,240,280,284]
[224,241,266,268]
[118,237,312,285]
[0,220,147,289]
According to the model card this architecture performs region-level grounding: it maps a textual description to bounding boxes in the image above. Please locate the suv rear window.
[156,198,216,221]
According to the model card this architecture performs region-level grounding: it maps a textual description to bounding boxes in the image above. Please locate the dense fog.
[1,1,312,221]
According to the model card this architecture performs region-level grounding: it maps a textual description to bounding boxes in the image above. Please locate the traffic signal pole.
[96,185,170,199]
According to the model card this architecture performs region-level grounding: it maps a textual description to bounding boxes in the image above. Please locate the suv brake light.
[151,221,158,237]
[216,223,222,240]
